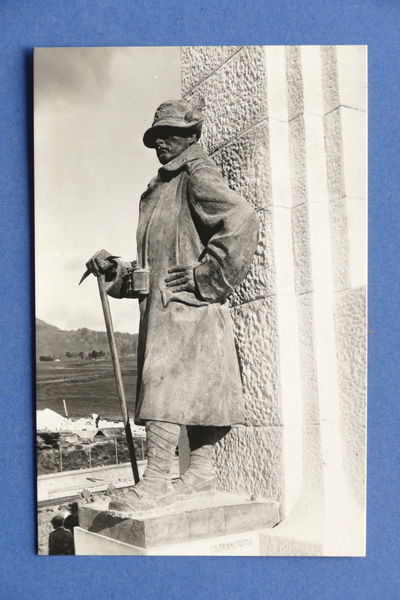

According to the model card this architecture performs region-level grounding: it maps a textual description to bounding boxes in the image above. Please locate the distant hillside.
[35,318,138,360]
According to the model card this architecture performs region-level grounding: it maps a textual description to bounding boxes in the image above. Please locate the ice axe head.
[78,256,120,285]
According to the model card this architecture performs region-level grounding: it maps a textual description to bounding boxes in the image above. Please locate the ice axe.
[79,266,140,484]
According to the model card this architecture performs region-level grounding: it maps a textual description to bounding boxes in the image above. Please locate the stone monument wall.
[181,46,366,554]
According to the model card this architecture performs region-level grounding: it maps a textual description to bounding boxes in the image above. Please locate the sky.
[34,46,181,333]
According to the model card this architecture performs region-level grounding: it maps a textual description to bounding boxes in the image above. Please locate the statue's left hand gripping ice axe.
[79,260,140,484]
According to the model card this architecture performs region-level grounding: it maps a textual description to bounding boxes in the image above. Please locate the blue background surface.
[1,1,399,598]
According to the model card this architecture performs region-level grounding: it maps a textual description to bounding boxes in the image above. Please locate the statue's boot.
[173,426,230,496]
[109,421,180,512]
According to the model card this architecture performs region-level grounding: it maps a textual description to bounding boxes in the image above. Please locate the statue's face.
[153,127,197,164]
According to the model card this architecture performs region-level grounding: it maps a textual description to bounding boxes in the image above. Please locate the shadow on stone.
[88,511,128,534]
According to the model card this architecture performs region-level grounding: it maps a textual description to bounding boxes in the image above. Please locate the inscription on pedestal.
[75,526,263,556]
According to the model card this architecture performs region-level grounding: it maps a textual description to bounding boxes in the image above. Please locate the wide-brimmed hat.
[143,99,204,148]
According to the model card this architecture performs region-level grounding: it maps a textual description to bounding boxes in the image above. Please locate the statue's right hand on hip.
[85,249,119,277]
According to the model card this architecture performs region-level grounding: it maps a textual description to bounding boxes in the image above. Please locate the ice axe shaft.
[96,274,140,484]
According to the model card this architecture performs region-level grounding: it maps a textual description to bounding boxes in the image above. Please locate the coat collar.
[158,143,207,177]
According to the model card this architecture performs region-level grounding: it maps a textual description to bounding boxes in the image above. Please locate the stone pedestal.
[75,492,279,555]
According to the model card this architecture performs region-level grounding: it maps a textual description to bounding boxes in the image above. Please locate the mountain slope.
[35,318,138,359]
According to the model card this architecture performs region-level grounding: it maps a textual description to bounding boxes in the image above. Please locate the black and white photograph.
[34,45,367,556]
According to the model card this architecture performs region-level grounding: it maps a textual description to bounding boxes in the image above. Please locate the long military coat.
[108,143,259,426]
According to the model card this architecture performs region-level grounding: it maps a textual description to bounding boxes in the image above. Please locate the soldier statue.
[86,99,259,512]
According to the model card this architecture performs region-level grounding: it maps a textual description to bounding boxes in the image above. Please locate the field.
[36,358,137,420]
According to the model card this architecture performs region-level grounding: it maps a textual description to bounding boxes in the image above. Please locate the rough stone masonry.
[181,45,366,555]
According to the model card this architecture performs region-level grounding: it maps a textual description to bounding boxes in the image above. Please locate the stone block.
[329,197,350,291]
[75,525,264,556]
[308,201,335,292]
[185,46,267,153]
[181,46,241,94]
[341,106,366,199]
[345,196,367,288]
[296,293,319,424]
[320,45,340,114]
[260,531,323,556]
[336,46,367,112]
[334,286,366,339]
[321,45,366,114]
[264,46,289,121]
[269,118,292,207]
[211,120,271,210]
[334,290,366,507]
[273,205,296,295]
[275,294,303,428]
[286,46,304,120]
[301,45,325,116]
[289,114,307,206]
[215,425,283,502]
[75,527,145,555]
[292,202,312,295]
[303,113,329,203]
[78,491,280,548]
[311,291,342,424]
[231,298,280,426]
[229,209,275,306]
[323,107,345,202]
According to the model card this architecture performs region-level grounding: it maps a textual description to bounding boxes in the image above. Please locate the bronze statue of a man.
[86,99,259,511]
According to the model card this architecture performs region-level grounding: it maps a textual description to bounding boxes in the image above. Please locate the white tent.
[36,408,69,431]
